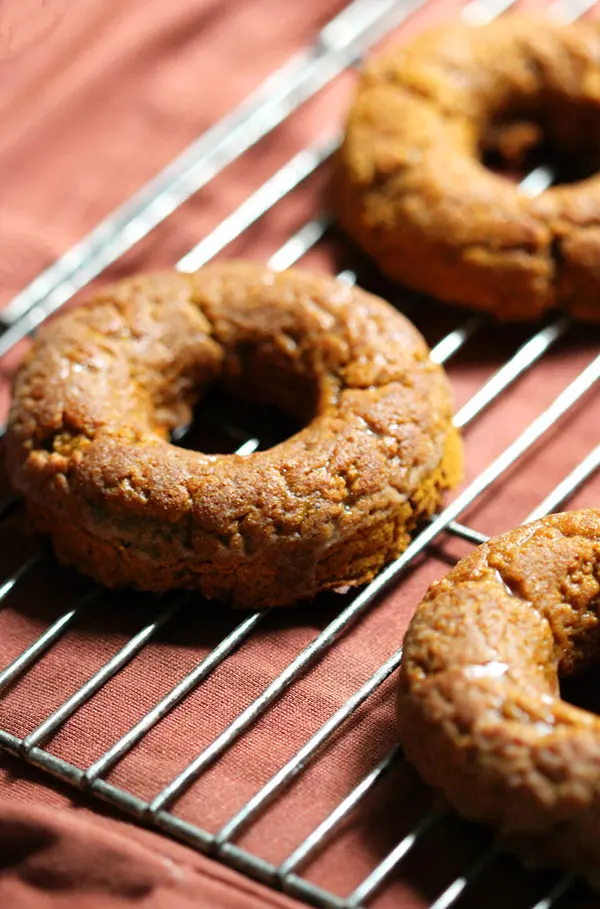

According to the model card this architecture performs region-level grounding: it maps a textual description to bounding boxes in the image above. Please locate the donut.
[398,509,600,886]
[335,16,600,321]
[5,262,462,608]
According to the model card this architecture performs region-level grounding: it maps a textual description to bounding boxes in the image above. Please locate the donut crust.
[335,16,600,321]
[6,263,461,608]
[398,509,600,886]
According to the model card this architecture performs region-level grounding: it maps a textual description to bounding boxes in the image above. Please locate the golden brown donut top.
[336,16,600,320]
[398,509,600,882]
[6,263,461,606]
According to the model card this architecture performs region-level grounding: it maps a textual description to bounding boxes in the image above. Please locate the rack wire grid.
[1,0,599,907]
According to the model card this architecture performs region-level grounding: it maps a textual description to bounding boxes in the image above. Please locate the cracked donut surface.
[335,16,600,320]
[398,509,600,886]
[5,262,462,608]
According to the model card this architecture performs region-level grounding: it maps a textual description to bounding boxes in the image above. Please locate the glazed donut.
[398,509,600,886]
[335,16,600,321]
[5,263,462,608]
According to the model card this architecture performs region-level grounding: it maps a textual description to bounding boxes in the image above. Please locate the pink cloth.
[0,1,599,907]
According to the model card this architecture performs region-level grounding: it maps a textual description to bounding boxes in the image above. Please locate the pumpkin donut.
[5,262,461,608]
[335,16,600,321]
[398,509,600,886]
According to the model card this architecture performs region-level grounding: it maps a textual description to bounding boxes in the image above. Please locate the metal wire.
[278,746,403,880]
[296,446,598,909]
[0,551,43,606]
[214,648,404,847]
[345,811,445,907]
[531,874,578,909]
[0,2,599,909]
[427,844,500,909]
[178,135,341,272]
[0,0,430,343]
[20,594,189,754]
[83,608,267,785]
[526,445,600,522]
[136,352,597,823]
[0,588,103,693]
[0,302,589,904]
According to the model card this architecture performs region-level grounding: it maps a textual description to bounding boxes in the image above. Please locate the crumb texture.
[335,16,600,320]
[398,508,600,887]
[6,262,461,607]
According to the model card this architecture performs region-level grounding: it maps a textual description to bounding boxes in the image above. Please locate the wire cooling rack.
[1,0,599,907]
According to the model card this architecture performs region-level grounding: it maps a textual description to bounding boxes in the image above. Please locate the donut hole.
[217,338,321,424]
[169,337,320,454]
[479,99,600,185]
[171,387,305,454]
[561,663,600,715]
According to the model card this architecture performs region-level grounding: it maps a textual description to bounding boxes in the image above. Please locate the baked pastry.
[5,262,462,608]
[335,16,600,321]
[398,509,600,886]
